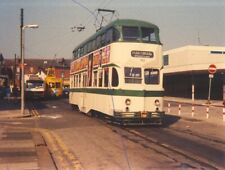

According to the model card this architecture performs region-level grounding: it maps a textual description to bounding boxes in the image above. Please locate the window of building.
[163,55,169,66]
[124,67,142,84]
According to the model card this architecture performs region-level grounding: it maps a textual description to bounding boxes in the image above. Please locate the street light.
[21,24,39,115]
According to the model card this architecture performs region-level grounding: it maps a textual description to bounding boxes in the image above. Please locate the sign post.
[207,64,217,104]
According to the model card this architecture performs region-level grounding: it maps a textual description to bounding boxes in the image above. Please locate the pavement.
[0,97,30,118]
[164,96,225,126]
[0,98,56,170]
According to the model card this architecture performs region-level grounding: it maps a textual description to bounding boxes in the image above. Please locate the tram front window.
[124,67,142,84]
[122,26,139,41]
[144,69,159,84]
[141,27,157,43]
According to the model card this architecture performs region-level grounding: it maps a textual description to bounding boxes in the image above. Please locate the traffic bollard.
[192,106,195,117]
[223,107,225,122]
[178,104,181,115]
[168,103,170,114]
[206,106,209,119]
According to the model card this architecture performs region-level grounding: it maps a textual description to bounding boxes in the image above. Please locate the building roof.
[163,45,225,74]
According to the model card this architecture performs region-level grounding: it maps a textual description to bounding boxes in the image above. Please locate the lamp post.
[21,24,39,115]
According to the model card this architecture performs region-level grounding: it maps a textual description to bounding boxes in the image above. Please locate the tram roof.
[98,19,159,31]
[73,19,160,52]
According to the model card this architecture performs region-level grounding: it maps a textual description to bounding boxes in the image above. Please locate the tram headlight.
[125,98,131,106]
[155,99,160,107]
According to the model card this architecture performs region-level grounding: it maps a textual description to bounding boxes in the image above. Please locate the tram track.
[167,126,225,147]
[110,125,219,169]
[27,101,40,118]
[96,117,222,170]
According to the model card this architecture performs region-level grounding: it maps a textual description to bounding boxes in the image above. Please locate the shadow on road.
[161,114,181,128]
[0,98,20,111]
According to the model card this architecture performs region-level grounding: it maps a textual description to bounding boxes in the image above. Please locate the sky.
[0,0,225,59]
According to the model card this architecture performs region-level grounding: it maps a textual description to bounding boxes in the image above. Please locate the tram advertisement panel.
[70,46,110,73]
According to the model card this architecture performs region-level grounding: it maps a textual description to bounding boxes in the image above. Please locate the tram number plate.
[141,112,147,118]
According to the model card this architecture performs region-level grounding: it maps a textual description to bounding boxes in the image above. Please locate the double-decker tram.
[69,19,165,125]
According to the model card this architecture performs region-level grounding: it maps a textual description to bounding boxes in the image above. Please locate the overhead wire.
[29,0,116,61]
[70,0,100,26]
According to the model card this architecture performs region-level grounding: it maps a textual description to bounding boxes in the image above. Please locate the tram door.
[81,54,93,113]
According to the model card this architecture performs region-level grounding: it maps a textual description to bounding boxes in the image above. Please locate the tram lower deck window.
[144,69,159,84]
[124,67,142,84]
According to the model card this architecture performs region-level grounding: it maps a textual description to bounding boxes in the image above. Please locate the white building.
[163,45,225,100]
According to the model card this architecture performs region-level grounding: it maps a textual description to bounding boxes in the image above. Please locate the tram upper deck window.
[144,69,159,84]
[141,27,157,43]
[124,67,142,84]
[122,26,140,41]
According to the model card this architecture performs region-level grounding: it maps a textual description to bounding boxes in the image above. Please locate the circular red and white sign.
[208,64,217,74]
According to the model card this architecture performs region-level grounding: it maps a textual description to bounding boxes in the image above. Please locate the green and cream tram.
[70,19,165,125]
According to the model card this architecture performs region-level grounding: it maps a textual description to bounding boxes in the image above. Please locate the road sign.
[207,64,216,104]
[209,74,214,78]
[208,64,217,74]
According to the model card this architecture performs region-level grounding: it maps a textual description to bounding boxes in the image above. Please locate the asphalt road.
[0,98,224,169]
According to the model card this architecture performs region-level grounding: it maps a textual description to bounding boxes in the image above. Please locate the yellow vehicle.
[45,68,63,97]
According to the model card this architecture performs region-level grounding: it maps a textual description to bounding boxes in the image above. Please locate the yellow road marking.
[40,129,83,170]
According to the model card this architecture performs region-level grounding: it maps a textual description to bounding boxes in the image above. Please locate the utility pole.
[13,54,16,89]
[20,8,24,115]
[20,8,23,94]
